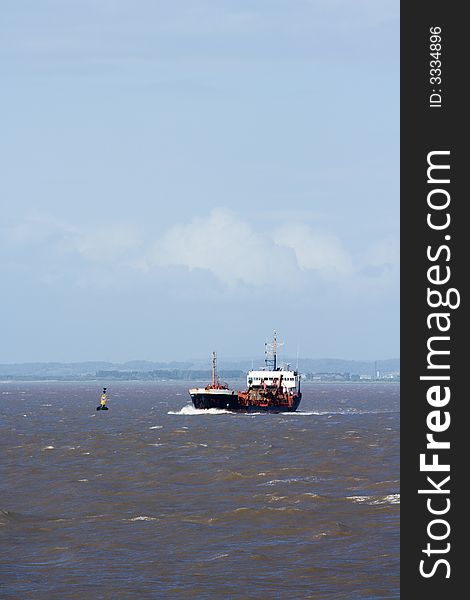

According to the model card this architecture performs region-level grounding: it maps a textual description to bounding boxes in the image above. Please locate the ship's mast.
[265,330,278,370]
[273,330,277,370]
[211,351,217,387]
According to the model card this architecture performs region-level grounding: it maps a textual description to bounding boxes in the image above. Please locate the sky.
[0,0,399,363]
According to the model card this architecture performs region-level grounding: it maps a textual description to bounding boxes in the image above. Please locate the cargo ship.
[189,332,302,412]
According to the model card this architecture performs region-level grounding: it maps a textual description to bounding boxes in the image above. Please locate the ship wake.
[168,405,233,416]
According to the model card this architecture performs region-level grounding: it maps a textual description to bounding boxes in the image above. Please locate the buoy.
[97,387,109,411]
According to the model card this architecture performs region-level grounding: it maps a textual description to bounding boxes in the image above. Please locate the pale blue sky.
[0,0,399,363]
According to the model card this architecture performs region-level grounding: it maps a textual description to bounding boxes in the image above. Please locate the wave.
[260,475,322,486]
[282,409,399,416]
[346,493,400,505]
[230,506,304,517]
[168,405,232,415]
[181,505,308,526]
[205,553,229,562]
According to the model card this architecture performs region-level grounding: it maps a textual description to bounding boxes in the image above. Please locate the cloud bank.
[1,208,398,296]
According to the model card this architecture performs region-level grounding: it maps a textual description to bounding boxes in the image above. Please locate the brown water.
[0,381,399,599]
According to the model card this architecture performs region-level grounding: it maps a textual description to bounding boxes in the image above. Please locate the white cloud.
[272,223,354,280]
[149,208,299,287]
[4,215,140,261]
[357,236,399,285]
[148,209,398,296]
[2,209,398,296]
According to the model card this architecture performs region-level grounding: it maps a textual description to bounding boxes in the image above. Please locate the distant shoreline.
[0,358,400,383]
[0,378,399,385]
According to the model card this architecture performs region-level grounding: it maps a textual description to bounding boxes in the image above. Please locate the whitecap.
[371,494,400,505]
[347,495,370,503]
[168,405,232,415]
[206,553,229,561]
[260,475,320,486]
[346,494,400,505]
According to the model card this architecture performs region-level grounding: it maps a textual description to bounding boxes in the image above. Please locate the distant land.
[0,358,399,382]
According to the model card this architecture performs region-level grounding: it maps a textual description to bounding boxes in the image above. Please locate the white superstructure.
[245,330,301,394]
[246,369,301,393]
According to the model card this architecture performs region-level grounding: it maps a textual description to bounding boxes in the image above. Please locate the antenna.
[265,330,283,370]
[212,351,217,387]
[296,344,299,371]
[273,330,277,370]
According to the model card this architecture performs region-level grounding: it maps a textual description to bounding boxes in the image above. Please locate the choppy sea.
[0,381,399,599]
